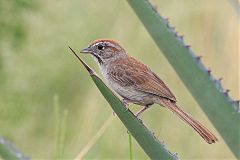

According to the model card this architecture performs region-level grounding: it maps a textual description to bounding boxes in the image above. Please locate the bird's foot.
[136,117,143,124]
[134,105,151,123]
[134,106,149,117]
[134,113,143,123]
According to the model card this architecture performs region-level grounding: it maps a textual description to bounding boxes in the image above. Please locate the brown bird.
[80,39,218,144]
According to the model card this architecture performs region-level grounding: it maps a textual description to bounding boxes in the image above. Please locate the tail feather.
[159,99,218,144]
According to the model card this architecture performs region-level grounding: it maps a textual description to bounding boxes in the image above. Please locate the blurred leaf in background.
[0,0,37,49]
[0,0,238,159]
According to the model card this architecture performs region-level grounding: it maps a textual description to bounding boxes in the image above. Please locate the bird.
[80,39,218,144]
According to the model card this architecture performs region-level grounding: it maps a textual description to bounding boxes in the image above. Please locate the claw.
[134,105,149,117]
[196,55,202,61]
[136,117,143,124]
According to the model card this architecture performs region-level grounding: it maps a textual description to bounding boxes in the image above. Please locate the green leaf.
[0,136,28,160]
[68,47,178,160]
[54,95,68,160]
[126,0,240,158]
[128,132,133,160]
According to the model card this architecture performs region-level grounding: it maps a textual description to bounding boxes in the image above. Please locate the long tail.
[159,99,218,144]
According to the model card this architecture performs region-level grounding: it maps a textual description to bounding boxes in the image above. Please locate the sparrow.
[80,39,218,144]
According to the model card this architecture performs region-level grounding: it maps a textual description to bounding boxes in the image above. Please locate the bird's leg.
[114,99,130,115]
[122,98,129,106]
[134,105,150,117]
[122,98,130,111]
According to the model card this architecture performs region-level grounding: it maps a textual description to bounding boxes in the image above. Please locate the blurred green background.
[0,0,238,159]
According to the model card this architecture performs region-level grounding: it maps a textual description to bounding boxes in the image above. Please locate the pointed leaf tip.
[232,100,239,105]
[170,26,175,31]
[179,35,184,40]
[68,46,95,75]
[224,89,230,96]
[153,5,158,12]
[231,100,240,112]
[207,69,211,75]
[196,56,202,61]
[164,17,169,22]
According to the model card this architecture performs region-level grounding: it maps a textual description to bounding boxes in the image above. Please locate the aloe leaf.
[127,0,240,158]
[68,47,178,160]
[0,136,29,160]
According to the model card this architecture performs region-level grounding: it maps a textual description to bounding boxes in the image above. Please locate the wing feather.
[108,57,176,102]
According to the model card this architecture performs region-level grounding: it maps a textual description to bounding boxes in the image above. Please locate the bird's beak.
[80,46,92,54]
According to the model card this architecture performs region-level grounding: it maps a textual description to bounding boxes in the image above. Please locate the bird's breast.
[100,65,131,95]
[99,65,155,106]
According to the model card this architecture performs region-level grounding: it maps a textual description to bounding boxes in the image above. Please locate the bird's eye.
[97,45,104,50]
